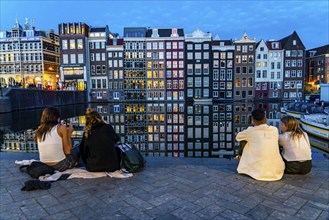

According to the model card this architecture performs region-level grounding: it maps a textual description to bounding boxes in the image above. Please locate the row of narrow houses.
[1,19,329,156]
[3,20,328,100]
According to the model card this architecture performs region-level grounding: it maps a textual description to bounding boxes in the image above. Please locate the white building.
[0,19,60,89]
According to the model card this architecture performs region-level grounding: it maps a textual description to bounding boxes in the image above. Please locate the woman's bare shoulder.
[57,124,67,134]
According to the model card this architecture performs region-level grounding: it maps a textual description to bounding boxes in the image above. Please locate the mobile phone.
[61,119,70,127]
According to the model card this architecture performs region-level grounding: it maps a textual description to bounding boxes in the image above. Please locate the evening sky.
[0,0,328,49]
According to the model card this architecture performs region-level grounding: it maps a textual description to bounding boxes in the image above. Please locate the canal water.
[0,102,328,159]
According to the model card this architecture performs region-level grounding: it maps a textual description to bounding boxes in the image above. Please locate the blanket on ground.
[39,168,133,181]
[16,160,133,191]
[15,160,133,181]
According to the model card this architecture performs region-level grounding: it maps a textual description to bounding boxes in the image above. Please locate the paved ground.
[0,152,328,220]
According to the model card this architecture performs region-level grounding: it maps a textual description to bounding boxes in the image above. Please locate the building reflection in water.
[97,101,236,157]
[0,104,86,152]
[1,102,328,158]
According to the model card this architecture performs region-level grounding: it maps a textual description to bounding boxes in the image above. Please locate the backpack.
[19,161,55,178]
[116,143,146,173]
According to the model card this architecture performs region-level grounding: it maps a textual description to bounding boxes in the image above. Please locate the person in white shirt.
[279,116,312,174]
[35,107,78,171]
[236,109,285,181]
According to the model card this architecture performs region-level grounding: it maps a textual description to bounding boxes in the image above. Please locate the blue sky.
[1,0,328,49]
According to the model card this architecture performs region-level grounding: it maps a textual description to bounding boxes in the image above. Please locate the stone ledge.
[0,152,328,219]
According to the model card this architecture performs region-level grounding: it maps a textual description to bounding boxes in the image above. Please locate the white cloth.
[65,168,133,179]
[39,172,63,181]
[39,168,133,181]
[39,168,107,181]
[279,132,312,161]
[236,124,285,181]
[15,159,38,166]
[37,125,66,163]
[63,168,108,179]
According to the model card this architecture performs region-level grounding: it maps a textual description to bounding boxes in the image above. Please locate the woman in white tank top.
[35,107,77,171]
[279,115,312,174]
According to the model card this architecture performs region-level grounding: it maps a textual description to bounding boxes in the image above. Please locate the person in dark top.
[79,108,121,172]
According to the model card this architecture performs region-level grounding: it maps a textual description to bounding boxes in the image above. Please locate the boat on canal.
[281,102,329,140]
[282,102,324,119]
[300,113,329,141]
[308,134,329,153]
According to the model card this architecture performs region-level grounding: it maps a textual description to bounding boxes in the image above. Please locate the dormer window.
[272,42,278,49]
[309,51,316,57]
[12,31,19,37]
[151,28,159,38]
[171,28,178,37]
[26,30,34,37]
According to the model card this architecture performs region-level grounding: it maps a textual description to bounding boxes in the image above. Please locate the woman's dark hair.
[35,107,60,142]
[83,108,105,138]
[251,109,266,125]
[280,115,305,139]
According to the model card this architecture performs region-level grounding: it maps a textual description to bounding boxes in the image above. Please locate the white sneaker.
[106,170,133,178]
[120,168,129,173]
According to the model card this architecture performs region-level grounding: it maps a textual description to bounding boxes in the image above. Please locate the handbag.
[20,161,55,178]
[116,143,146,173]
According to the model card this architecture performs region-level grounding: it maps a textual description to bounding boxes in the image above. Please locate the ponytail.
[83,108,105,138]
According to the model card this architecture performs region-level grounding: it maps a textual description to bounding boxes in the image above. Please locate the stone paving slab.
[0,152,328,220]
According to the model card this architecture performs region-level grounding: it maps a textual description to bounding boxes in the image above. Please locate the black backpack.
[116,143,146,173]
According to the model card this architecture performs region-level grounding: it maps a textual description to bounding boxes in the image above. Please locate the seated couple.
[35,107,120,172]
[236,109,312,181]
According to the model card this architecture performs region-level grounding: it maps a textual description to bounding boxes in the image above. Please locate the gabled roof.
[279,35,290,48]
[234,32,256,43]
[306,44,329,57]
[266,40,282,50]
[255,39,268,50]
[279,31,305,49]
[186,29,211,39]
[256,40,262,48]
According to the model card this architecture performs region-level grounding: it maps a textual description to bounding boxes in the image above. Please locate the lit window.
[78,54,83,63]
[63,54,68,64]
[70,39,75,49]
[62,40,68,50]
[77,39,83,49]
[70,54,76,64]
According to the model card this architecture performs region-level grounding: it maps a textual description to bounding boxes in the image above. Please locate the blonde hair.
[35,107,60,142]
[83,108,105,138]
[280,116,305,140]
